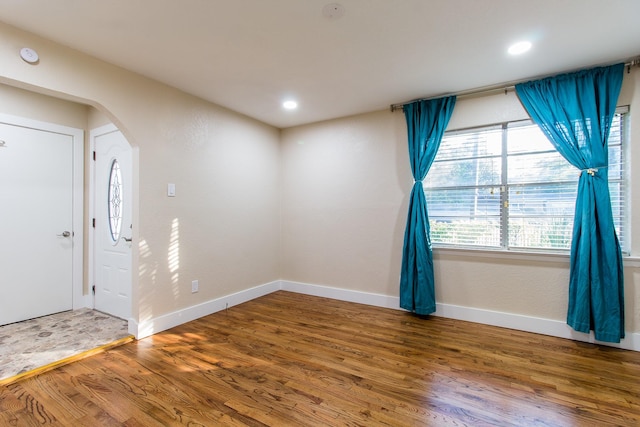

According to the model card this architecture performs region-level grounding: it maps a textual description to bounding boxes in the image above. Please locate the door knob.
[121,236,132,242]
[57,231,71,237]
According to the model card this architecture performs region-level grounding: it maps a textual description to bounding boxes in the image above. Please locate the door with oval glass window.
[92,124,132,320]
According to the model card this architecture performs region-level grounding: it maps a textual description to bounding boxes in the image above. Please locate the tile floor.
[0,309,131,382]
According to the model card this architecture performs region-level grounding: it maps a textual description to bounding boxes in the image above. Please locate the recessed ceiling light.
[283,100,298,110]
[508,41,532,55]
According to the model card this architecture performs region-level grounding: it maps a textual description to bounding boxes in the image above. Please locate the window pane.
[108,159,123,242]
[609,181,624,244]
[608,145,622,179]
[508,217,573,250]
[427,126,502,188]
[609,113,622,146]
[610,112,626,252]
[609,182,623,216]
[509,184,576,217]
[436,127,502,160]
[427,158,501,187]
[508,183,575,250]
[427,187,501,217]
[507,123,555,154]
[508,152,576,184]
[507,122,576,185]
[430,218,501,248]
[427,187,501,248]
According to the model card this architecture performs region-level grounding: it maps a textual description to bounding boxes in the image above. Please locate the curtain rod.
[390,56,640,113]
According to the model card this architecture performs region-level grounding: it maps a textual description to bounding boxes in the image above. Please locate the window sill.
[432,246,640,267]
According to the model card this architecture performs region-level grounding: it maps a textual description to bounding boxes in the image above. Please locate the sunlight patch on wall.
[138,237,158,324]
[168,218,180,290]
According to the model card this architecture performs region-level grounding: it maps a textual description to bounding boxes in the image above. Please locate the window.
[425,109,628,253]
[108,158,123,242]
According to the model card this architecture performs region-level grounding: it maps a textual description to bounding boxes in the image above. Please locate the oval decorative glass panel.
[108,159,123,242]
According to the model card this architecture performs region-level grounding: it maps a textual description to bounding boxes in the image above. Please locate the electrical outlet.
[191,280,199,293]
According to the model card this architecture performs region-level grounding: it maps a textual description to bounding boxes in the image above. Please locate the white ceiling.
[1,0,639,128]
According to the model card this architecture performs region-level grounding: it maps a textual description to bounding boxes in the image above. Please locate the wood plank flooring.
[1,291,639,426]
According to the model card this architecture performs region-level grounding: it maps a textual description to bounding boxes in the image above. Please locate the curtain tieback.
[581,166,607,176]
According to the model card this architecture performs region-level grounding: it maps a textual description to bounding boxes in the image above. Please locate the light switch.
[167,183,176,197]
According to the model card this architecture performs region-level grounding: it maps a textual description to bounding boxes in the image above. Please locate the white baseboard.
[130,279,639,351]
[433,302,640,352]
[132,281,281,339]
[280,280,401,310]
[281,280,640,352]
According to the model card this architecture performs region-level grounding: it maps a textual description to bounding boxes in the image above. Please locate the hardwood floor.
[1,291,639,426]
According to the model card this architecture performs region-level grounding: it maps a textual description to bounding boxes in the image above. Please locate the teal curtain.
[515,63,625,343]
[400,97,456,315]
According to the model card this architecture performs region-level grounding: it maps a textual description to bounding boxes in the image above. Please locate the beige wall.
[0,21,281,326]
[281,67,640,335]
[281,110,409,295]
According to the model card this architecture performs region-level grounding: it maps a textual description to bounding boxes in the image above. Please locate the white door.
[92,125,132,320]
[0,122,74,325]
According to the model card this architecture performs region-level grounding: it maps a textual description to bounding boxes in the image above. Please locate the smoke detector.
[322,3,345,20]
[20,47,39,64]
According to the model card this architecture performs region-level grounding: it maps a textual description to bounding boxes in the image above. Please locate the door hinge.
[92,285,96,295]
[93,151,96,161]
[92,218,96,228]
